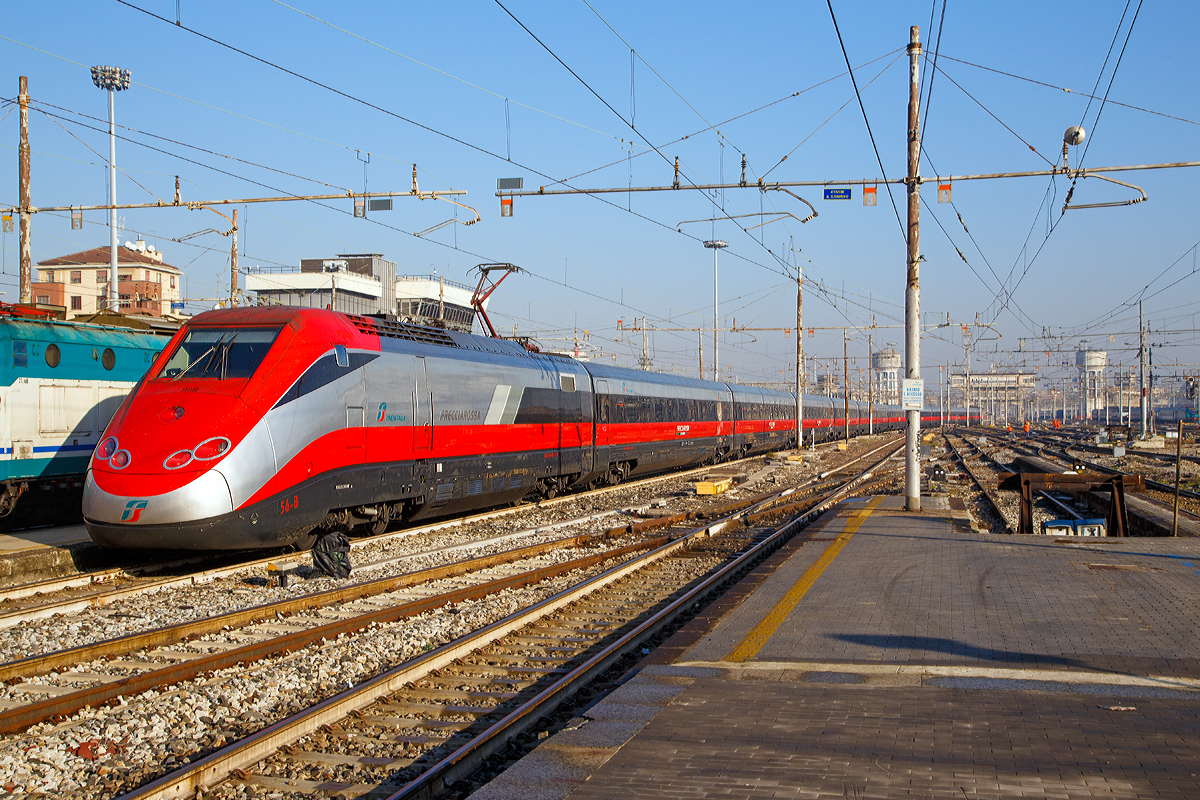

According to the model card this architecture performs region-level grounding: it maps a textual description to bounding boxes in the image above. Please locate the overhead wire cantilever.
[676,189,817,233]
[414,196,482,237]
[1062,173,1148,212]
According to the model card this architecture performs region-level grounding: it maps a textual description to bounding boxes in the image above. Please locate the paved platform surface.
[0,524,104,584]
[475,495,1200,799]
[0,524,90,554]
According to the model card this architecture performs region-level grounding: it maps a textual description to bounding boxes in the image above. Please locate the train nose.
[83,467,234,527]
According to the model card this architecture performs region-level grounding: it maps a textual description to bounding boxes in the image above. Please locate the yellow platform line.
[726,496,884,662]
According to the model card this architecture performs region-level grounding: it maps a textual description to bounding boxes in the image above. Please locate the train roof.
[0,315,172,348]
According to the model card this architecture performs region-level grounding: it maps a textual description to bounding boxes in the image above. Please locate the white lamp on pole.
[90,65,131,313]
[703,240,727,381]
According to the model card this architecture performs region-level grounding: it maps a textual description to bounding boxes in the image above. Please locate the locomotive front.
[83,308,310,549]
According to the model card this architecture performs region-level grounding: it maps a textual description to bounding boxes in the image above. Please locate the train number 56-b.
[280,495,299,514]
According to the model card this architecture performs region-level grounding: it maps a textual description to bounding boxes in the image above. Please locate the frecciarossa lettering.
[440,408,481,422]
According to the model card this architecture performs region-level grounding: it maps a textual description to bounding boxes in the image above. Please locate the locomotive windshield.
[158,326,282,380]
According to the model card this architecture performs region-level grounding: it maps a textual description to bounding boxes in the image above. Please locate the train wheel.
[367,509,390,536]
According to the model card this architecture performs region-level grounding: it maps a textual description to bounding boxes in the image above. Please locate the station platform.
[0,524,100,584]
[476,495,1200,799]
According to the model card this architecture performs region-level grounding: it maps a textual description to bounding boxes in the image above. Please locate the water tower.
[1076,348,1107,421]
[873,348,902,404]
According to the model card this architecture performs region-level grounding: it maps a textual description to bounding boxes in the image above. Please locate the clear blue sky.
[2,1,1198,394]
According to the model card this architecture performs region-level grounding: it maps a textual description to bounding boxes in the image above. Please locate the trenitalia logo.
[376,402,407,423]
[122,500,149,522]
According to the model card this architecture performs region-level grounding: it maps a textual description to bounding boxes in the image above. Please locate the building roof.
[38,245,181,273]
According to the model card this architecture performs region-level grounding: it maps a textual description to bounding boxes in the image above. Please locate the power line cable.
[931,53,1199,127]
[919,0,947,143]
[824,0,906,242]
[117,0,801,293]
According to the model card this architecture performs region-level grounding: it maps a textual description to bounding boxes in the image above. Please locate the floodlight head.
[90,65,132,91]
[703,240,728,249]
[1064,125,1086,146]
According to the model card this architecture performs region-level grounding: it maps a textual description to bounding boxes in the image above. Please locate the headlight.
[163,450,193,470]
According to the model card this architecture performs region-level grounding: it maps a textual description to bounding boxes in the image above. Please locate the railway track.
[1019,442,1200,537]
[0,437,865,611]
[942,432,1016,533]
[0,439,903,798]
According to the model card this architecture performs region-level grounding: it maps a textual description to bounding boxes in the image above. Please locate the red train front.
[84,307,373,549]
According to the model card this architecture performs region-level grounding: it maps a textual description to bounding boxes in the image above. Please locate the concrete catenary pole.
[868,332,874,435]
[843,328,850,441]
[1139,300,1147,439]
[230,208,238,306]
[904,26,923,511]
[795,264,803,450]
[18,77,31,303]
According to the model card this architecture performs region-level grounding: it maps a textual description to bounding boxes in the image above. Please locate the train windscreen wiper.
[219,333,238,381]
[173,334,227,381]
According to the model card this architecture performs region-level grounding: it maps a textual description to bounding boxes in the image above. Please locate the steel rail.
[0,444,791,610]
[385,452,895,799]
[0,534,671,737]
[0,524,646,697]
[119,455,885,800]
[1042,444,1200,502]
[1037,491,1085,520]
[944,433,1015,533]
[116,511,744,800]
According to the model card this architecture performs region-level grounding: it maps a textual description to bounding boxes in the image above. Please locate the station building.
[244,253,482,333]
[32,240,183,319]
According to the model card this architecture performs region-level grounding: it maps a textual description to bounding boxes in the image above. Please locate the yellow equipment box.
[695,478,733,495]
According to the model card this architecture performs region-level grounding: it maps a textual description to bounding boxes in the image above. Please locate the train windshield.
[158,326,282,380]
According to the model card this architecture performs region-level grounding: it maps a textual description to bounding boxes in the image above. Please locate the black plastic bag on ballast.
[311,531,352,579]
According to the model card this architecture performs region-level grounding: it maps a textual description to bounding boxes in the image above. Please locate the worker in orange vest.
[1023,420,1031,438]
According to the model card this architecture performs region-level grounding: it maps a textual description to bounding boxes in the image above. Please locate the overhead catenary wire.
[932,53,1199,127]
[117,0,808,299]
[32,99,351,193]
[824,0,906,243]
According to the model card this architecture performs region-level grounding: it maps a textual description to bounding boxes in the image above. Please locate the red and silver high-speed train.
[83,307,970,550]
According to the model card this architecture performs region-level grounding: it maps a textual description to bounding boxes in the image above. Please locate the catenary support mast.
[18,77,31,303]
[905,26,923,511]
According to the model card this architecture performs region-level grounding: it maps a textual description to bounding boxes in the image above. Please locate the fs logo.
[122,499,149,522]
[376,402,407,423]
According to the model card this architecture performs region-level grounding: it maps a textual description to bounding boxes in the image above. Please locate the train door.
[345,406,365,450]
[577,384,594,474]
[413,356,432,453]
[557,373,584,475]
[593,379,610,468]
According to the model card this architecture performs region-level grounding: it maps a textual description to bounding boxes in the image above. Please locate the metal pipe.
[11,189,465,215]
[495,165,1200,198]
[904,25,922,511]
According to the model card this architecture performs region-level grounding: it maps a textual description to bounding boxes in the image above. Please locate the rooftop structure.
[245,254,484,333]
[33,239,183,319]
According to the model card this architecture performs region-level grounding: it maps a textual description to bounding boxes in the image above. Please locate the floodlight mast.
[91,66,131,313]
[703,240,727,380]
